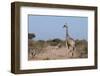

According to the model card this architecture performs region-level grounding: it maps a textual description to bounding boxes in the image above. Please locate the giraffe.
[63,23,76,56]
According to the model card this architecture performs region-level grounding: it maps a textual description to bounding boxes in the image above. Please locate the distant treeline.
[29,38,87,50]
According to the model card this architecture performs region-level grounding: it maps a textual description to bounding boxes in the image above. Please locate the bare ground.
[28,46,87,60]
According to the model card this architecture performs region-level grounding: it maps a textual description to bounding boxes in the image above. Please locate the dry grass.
[28,39,88,60]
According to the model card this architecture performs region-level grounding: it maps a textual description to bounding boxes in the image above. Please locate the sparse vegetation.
[46,38,65,46]
[75,39,88,58]
[28,38,88,60]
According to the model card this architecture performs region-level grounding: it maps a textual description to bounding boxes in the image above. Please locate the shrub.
[75,39,88,54]
[46,38,63,46]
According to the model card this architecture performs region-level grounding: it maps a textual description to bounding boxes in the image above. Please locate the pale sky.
[28,15,88,40]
